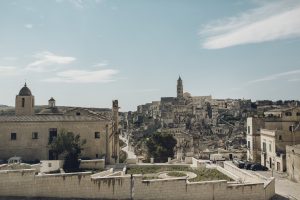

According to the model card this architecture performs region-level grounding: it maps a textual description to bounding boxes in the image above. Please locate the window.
[269,143,272,152]
[289,125,294,132]
[49,128,57,143]
[22,98,25,107]
[279,135,282,140]
[297,112,300,116]
[96,154,99,158]
[76,112,81,116]
[247,126,250,134]
[263,142,266,152]
[95,132,100,139]
[11,133,17,140]
[247,141,250,149]
[32,132,38,139]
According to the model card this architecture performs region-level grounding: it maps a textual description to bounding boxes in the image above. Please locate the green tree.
[146,132,177,162]
[49,130,86,172]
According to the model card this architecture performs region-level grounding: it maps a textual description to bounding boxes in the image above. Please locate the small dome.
[18,83,32,96]
[49,97,55,101]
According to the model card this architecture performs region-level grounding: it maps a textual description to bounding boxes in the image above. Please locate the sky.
[0,0,300,111]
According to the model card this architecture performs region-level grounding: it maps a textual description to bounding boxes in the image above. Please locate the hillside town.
[0,78,299,199]
[1,0,300,199]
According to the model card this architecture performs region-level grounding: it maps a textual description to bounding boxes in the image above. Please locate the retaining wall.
[0,168,275,200]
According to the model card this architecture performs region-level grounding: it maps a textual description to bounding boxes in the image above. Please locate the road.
[119,134,137,159]
[245,168,300,199]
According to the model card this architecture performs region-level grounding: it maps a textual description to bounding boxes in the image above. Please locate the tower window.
[95,132,100,139]
[76,112,81,116]
[32,132,38,139]
[11,133,17,140]
[22,98,25,107]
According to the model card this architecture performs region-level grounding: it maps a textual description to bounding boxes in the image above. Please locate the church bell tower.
[15,83,35,116]
[177,76,183,99]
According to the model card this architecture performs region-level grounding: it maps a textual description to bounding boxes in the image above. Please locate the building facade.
[247,107,300,172]
[0,84,119,164]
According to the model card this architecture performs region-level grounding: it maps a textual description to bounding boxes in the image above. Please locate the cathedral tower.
[15,83,35,116]
[177,76,183,99]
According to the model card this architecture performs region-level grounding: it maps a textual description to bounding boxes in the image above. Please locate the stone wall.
[223,161,263,183]
[79,159,105,170]
[0,169,131,199]
[0,168,275,200]
[0,121,107,161]
[286,145,300,182]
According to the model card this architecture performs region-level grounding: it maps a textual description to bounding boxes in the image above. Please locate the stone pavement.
[252,170,300,200]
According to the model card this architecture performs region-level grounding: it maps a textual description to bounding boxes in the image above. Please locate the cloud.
[0,66,19,76]
[26,51,76,72]
[200,1,300,49]
[248,69,300,84]
[92,61,109,68]
[24,24,33,29]
[43,69,119,83]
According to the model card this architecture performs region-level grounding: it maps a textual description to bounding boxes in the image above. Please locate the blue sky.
[0,0,300,111]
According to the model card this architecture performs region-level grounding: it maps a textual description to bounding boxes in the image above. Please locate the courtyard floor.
[249,169,300,200]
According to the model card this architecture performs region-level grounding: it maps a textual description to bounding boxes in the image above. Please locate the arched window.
[22,98,25,107]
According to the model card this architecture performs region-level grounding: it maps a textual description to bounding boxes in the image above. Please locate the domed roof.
[18,83,32,96]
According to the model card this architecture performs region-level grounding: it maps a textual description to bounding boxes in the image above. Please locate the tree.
[49,130,86,172]
[145,132,177,162]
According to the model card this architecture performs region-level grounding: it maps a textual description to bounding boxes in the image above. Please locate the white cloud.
[24,24,33,29]
[200,1,300,49]
[0,66,19,76]
[43,69,119,83]
[26,51,76,72]
[248,69,300,84]
[92,61,109,68]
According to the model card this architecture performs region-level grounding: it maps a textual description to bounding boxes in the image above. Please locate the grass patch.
[167,171,186,177]
[127,165,232,182]
[189,168,232,182]
[127,165,189,174]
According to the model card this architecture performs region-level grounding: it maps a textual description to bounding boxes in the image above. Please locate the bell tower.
[177,76,183,99]
[15,83,35,116]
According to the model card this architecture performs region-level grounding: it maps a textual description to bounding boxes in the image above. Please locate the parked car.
[233,159,245,168]
[250,163,268,171]
[0,159,6,164]
[244,162,253,170]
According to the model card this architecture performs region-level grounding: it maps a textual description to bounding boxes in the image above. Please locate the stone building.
[0,83,120,164]
[246,117,264,163]
[247,107,300,172]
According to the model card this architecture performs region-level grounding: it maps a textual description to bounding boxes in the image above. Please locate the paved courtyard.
[250,170,300,200]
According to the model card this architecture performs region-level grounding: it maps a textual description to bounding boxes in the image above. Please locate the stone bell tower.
[177,76,183,99]
[15,83,35,116]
